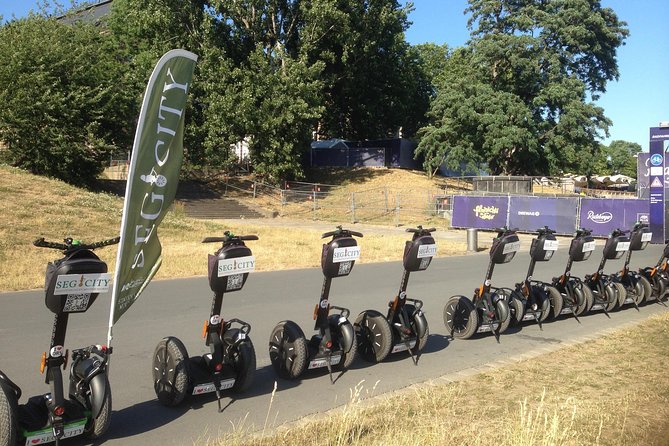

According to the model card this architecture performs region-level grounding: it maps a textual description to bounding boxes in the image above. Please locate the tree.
[416,0,629,177]
[591,140,641,177]
[303,0,429,140]
[0,15,133,186]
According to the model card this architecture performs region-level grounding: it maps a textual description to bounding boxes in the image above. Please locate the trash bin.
[466,228,478,252]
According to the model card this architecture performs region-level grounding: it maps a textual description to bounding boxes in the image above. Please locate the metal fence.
[211,175,637,227]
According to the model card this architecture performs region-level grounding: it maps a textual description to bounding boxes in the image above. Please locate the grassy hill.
[0,165,466,291]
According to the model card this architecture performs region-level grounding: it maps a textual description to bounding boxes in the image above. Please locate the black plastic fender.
[330,315,355,354]
[88,372,109,420]
[412,310,428,340]
[492,293,510,322]
[73,357,108,420]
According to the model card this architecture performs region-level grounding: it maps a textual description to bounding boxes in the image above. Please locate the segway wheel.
[660,275,669,301]
[403,304,429,354]
[637,276,652,304]
[546,286,563,319]
[443,296,478,339]
[268,321,308,379]
[355,310,393,363]
[649,274,664,301]
[152,336,190,406]
[581,283,594,314]
[329,316,358,371]
[229,335,256,393]
[0,378,18,446]
[508,292,525,326]
[495,298,511,334]
[84,378,111,439]
[604,283,618,312]
[537,291,552,322]
[613,282,627,308]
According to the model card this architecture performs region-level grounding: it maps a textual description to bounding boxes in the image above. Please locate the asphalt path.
[1,241,667,445]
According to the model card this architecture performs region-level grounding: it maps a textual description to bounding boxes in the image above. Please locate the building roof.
[57,0,113,25]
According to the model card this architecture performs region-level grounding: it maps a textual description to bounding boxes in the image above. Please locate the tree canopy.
[416,0,629,177]
[0,0,633,185]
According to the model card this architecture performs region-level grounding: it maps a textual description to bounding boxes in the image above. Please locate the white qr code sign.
[63,293,91,312]
[226,274,244,291]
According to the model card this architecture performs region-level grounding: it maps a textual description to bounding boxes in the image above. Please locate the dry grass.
[209,311,669,446]
[0,165,465,291]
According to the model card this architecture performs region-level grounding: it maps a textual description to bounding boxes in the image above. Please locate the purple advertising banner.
[508,197,579,234]
[452,196,509,229]
[623,198,649,229]
[579,199,649,237]
[579,199,624,236]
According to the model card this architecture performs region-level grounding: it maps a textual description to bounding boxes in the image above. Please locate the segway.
[152,232,257,411]
[268,226,360,383]
[611,222,652,309]
[639,239,669,302]
[583,228,630,315]
[0,236,118,446]
[551,228,596,321]
[443,227,516,341]
[507,227,561,328]
[355,226,434,364]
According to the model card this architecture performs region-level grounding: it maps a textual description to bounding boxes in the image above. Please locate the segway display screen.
[603,235,630,260]
[490,234,520,264]
[530,235,558,262]
[44,251,109,314]
[403,235,436,271]
[569,235,596,262]
[322,236,359,278]
[208,244,254,293]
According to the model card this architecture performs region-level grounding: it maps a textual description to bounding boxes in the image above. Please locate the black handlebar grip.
[239,235,259,241]
[90,236,121,249]
[348,230,363,238]
[33,238,68,250]
[202,237,225,243]
[321,231,337,239]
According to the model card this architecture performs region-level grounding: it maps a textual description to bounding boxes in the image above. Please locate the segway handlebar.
[321,225,363,239]
[202,232,259,243]
[535,226,556,235]
[33,236,120,252]
[406,225,436,235]
[494,227,517,238]
[575,227,593,237]
[610,228,629,237]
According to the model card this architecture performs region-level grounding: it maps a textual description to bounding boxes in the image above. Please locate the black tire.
[443,296,478,339]
[355,310,393,363]
[152,336,190,407]
[581,283,594,314]
[604,283,618,312]
[637,275,652,304]
[613,281,627,308]
[84,378,111,440]
[230,338,256,393]
[268,321,308,380]
[509,294,525,325]
[403,304,429,354]
[0,379,18,446]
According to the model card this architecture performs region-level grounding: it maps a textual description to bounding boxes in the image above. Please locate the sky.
[0,0,666,151]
